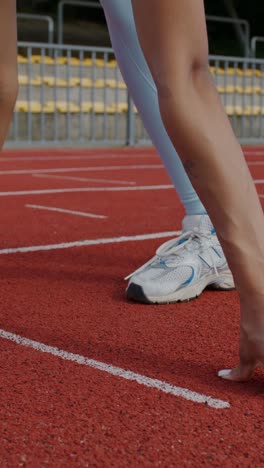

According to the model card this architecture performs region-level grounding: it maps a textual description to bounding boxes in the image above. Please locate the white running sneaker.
[125,215,235,304]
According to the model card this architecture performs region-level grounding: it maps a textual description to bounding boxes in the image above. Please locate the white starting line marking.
[248,162,264,166]
[254,179,264,184]
[0,164,163,175]
[0,185,173,197]
[26,204,107,220]
[0,231,181,255]
[33,173,136,186]
[0,328,230,409]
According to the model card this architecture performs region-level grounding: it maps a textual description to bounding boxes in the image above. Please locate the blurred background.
[16,0,264,56]
[9,0,264,147]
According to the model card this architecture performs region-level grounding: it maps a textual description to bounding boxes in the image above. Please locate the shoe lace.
[125,227,219,280]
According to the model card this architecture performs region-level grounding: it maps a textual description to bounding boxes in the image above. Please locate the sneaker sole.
[126,273,235,305]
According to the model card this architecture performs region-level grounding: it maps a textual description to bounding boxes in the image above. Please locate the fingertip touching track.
[1,146,264,466]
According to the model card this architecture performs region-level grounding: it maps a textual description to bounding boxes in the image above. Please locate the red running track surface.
[1,146,264,466]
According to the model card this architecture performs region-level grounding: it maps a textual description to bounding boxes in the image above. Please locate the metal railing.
[251,37,264,58]
[18,4,251,58]
[6,42,264,147]
[9,41,145,147]
[209,54,264,143]
[57,1,101,45]
[17,13,55,45]
[206,15,250,57]
[56,3,251,57]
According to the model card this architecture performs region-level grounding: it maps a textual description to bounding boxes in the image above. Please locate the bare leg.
[0,0,18,149]
[132,0,264,381]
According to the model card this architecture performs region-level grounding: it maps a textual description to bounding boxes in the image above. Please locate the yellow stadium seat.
[214,68,226,75]
[15,100,29,112]
[117,102,128,112]
[117,81,127,89]
[105,105,118,114]
[81,102,93,112]
[30,77,43,86]
[56,102,80,113]
[43,101,56,113]
[30,55,55,65]
[18,75,29,85]
[244,86,261,94]
[14,99,171,114]
[244,69,254,77]
[243,106,261,115]
[56,57,68,65]
[43,76,68,87]
[94,79,105,88]
[225,105,262,116]
[68,57,80,66]
[83,58,93,66]
[225,105,242,116]
[104,79,118,88]
[225,85,236,93]
[107,103,128,113]
[235,85,243,93]
[94,59,106,67]
[29,101,42,113]
[217,85,263,95]
[108,60,118,68]
[80,78,93,87]
[69,77,81,86]
[18,55,28,64]
[92,102,106,113]
[236,68,255,77]
[15,101,42,113]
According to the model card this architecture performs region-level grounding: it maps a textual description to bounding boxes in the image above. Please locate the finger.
[218,362,257,382]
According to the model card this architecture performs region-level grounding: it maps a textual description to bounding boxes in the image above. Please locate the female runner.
[101,0,264,381]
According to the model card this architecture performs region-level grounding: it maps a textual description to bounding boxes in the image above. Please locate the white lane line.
[254,180,264,184]
[26,204,107,220]
[0,328,230,409]
[0,164,163,175]
[0,153,156,162]
[0,231,181,255]
[33,173,136,186]
[259,194,264,198]
[248,162,264,166]
[0,185,173,197]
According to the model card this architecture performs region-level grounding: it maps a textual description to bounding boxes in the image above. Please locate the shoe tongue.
[182,215,214,233]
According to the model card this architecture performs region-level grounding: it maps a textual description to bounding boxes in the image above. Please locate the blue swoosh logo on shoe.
[182,267,195,286]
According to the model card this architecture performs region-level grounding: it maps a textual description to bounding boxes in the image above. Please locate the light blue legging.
[100,0,206,216]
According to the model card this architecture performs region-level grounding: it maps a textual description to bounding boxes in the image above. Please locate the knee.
[155,54,211,103]
[190,57,212,90]
[152,53,211,135]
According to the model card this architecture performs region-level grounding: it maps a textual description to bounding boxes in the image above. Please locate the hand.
[218,296,264,382]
